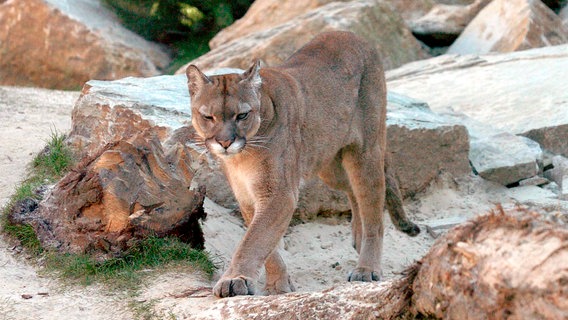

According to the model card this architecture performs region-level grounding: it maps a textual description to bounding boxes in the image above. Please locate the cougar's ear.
[241,59,262,90]
[186,65,211,96]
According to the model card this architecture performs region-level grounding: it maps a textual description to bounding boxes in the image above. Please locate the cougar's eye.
[236,112,249,121]
[201,114,214,121]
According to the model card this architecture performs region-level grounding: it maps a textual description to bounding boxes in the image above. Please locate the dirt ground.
[0,85,555,319]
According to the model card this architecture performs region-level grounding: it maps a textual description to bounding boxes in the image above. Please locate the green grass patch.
[32,129,74,178]
[46,236,216,290]
[1,129,73,254]
[2,223,42,255]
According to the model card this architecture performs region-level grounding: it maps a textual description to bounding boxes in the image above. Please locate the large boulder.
[209,0,439,49]
[386,0,435,22]
[176,1,428,73]
[386,93,470,196]
[447,0,568,54]
[66,72,469,218]
[209,0,350,49]
[0,0,171,90]
[387,44,568,157]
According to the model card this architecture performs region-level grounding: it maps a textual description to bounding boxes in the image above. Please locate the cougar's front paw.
[213,276,256,298]
[264,275,295,295]
[348,267,381,282]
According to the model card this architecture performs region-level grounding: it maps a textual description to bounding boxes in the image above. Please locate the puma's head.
[186,61,262,157]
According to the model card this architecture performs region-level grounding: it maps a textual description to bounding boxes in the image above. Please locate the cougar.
[186,31,420,298]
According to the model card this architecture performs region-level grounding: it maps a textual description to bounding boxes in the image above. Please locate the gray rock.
[518,176,549,187]
[442,110,542,186]
[68,74,470,218]
[387,45,568,157]
[386,93,470,196]
[507,185,557,203]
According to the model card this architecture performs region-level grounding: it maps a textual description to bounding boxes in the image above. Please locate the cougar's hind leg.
[319,154,361,253]
[385,157,420,236]
[340,55,389,282]
[341,146,385,282]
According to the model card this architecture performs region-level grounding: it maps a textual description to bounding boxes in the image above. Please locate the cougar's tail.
[385,156,420,236]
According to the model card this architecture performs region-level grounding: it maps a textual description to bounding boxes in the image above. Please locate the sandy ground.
[0,85,559,319]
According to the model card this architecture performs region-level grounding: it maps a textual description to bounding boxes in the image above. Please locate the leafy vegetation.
[102,0,254,73]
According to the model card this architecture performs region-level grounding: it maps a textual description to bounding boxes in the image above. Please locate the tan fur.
[186,31,419,298]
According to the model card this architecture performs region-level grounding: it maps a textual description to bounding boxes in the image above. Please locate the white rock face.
[387,45,568,156]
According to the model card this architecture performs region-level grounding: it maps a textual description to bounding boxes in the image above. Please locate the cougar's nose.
[216,138,234,149]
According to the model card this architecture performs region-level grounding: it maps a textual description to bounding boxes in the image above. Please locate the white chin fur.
[208,139,245,156]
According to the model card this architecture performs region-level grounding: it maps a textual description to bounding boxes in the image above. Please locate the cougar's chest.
[222,156,264,203]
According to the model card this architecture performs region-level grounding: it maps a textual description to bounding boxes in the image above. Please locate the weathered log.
[185,208,567,319]
[412,207,568,319]
[186,267,418,320]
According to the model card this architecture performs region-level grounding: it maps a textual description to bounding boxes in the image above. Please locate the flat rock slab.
[68,73,470,218]
[387,45,568,156]
[507,185,558,203]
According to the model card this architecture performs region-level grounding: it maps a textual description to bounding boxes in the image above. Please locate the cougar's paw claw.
[213,276,256,298]
[348,267,381,282]
[264,276,296,295]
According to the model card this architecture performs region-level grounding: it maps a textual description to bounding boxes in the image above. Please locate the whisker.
[246,143,269,150]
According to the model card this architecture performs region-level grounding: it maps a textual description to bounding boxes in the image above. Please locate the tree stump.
[10,132,206,260]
